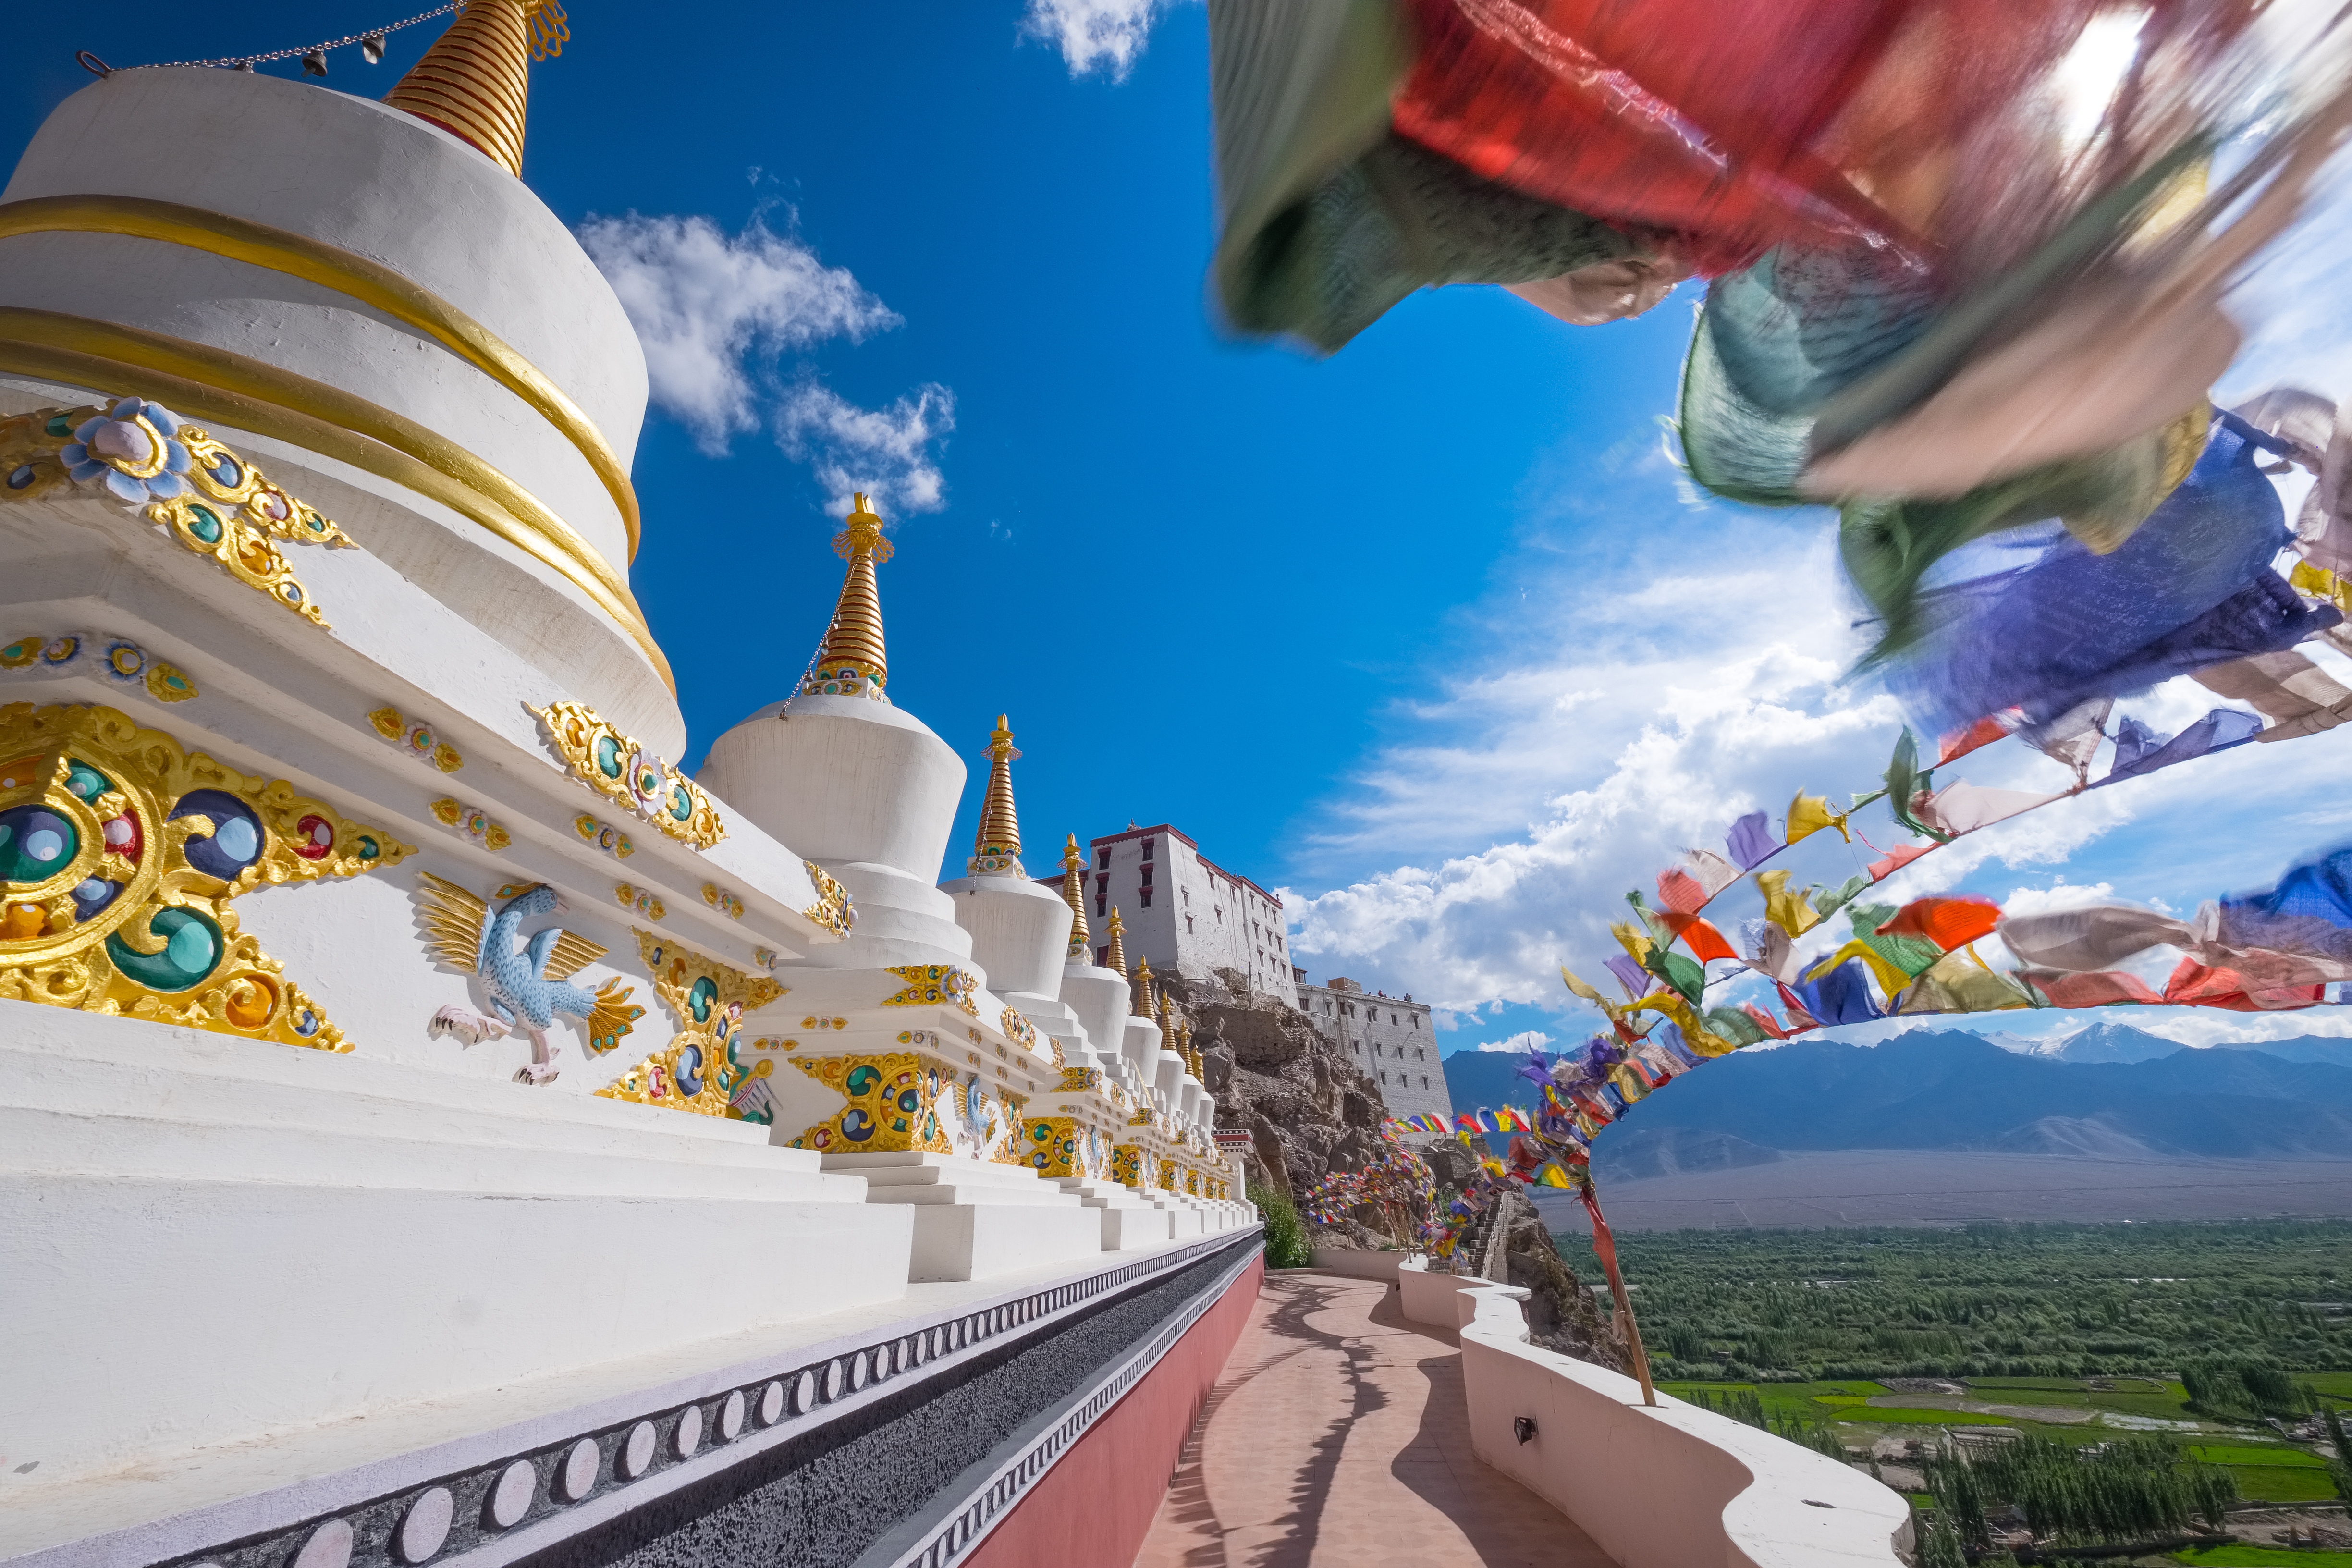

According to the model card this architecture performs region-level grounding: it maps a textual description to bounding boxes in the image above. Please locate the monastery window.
[1142,837,1154,860]
[1410,1014,1419,1029]
[1184,915,1194,933]
[1140,887,1153,907]
[1380,1070,1389,1085]
[1097,946,1109,967]
[1420,1075,1429,1089]
[1094,895,1106,918]
[1096,849,1110,870]
[1415,1047,1424,1061]
[1140,863,1154,887]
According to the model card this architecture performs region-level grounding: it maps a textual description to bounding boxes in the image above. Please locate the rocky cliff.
[1164,969,1393,1239]
[1173,968,1629,1370]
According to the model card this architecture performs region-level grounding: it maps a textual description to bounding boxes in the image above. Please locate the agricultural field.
[1579,1219,2352,1511]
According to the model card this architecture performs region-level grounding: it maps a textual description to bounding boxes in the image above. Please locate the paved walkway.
[1134,1272,1615,1568]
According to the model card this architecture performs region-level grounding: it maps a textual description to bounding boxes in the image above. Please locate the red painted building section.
[967,1255,1264,1568]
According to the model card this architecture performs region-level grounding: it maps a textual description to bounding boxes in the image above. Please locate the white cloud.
[1470,1029,1553,1054]
[1022,0,1178,79]
[578,213,901,455]
[775,382,956,519]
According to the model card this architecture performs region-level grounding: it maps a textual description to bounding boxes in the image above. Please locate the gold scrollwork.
[1,631,196,704]
[430,797,511,852]
[368,706,463,772]
[596,929,782,1119]
[1000,1004,1039,1053]
[1,401,339,625]
[883,963,980,1015]
[530,700,724,849]
[802,858,854,938]
[783,1050,954,1155]
[0,702,414,1050]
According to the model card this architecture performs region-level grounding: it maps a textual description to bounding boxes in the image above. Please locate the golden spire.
[802,493,893,702]
[1106,907,1127,979]
[1157,989,1176,1054]
[968,714,1023,875]
[1061,834,1090,957]
[1134,954,1155,1020]
[384,0,568,178]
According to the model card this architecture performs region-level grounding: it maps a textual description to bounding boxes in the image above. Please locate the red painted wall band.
[966,1253,1264,1568]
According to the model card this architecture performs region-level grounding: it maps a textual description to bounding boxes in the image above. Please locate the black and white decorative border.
[17,1229,1262,1568]
[860,1227,1262,1568]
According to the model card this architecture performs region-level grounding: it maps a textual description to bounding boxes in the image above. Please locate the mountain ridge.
[1438,1029,2352,1161]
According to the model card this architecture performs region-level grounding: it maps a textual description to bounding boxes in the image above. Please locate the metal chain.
[80,3,457,74]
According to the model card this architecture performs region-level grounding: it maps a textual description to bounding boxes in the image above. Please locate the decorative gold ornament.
[1000,1004,1039,1054]
[1111,1144,1144,1187]
[1157,1157,1178,1192]
[0,703,413,1050]
[1,631,196,704]
[430,797,511,852]
[1057,1065,1103,1094]
[613,882,664,921]
[883,963,980,1016]
[368,706,463,772]
[701,882,744,920]
[1,399,337,625]
[800,1014,848,1030]
[801,494,892,701]
[783,1050,953,1154]
[801,859,854,938]
[1018,1114,1110,1180]
[531,700,724,849]
[597,929,782,1119]
[572,811,634,860]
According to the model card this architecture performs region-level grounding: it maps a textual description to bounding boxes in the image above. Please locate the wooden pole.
[1581,1183,1656,1406]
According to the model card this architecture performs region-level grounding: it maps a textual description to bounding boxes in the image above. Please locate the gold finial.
[1106,907,1127,978]
[1134,954,1155,1019]
[802,493,893,702]
[968,714,1023,875]
[385,0,568,178]
[1157,988,1176,1054]
[1061,833,1090,957]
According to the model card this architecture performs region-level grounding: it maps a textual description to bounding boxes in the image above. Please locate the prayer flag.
[1726,810,1777,870]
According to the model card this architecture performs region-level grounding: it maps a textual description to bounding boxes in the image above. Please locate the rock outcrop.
[1172,968,1392,1243]
[1421,1135,1630,1374]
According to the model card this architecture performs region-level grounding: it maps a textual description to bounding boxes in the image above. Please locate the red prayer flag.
[1740,1002,1789,1041]
[1659,911,1740,963]
[2163,959,2325,1012]
[1866,843,1935,881]
[1877,894,2002,952]
[1656,868,1709,915]
[2026,969,2163,1008]
[1938,712,2016,765]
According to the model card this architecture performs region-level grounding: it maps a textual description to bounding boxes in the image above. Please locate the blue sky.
[14,1,2352,1057]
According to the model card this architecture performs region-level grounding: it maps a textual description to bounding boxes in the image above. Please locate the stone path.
[1133,1272,1615,1568]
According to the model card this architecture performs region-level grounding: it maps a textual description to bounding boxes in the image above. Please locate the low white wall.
[1399,1260,1912,1568]
[1306,1247,1412,1282]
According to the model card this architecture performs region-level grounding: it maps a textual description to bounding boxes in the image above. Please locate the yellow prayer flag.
[1756,869,1822,938]
[1786,790,1852,845]
[1625,991,1740,1057]
[1607,920,1654,964]
[1560,965,1624,1018]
